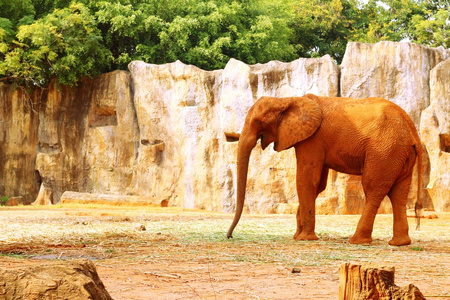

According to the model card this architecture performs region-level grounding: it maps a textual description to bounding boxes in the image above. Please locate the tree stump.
[339,263,425,300]
[0,259,113,300]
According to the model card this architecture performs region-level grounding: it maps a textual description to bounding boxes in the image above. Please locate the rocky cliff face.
[35,71,139,204]
[1,41,449,213]
[128,55,339,212]
[420,58,450,211]
[0,86,40,202]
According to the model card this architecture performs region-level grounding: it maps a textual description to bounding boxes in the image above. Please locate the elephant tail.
[414,143,423,230]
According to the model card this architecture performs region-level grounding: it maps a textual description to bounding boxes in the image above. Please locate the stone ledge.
[61,191,168,207]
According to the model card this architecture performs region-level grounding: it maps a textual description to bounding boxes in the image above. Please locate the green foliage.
[412,8,450,48]
[0,0,448,87]
[0,18,14,52]
[356,0,423,43]
[354,0,449,48]
[0,196,8,206]
[0,2,111,86]
[93,0,296,70]
[411,246,425,251]
[291,0,361,63]
[0,0,34,24]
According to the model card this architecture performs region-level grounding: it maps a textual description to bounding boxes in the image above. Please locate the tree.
[354,0,449,48]
[357,0,423,43]
[290,0,365,63]
[0,0,448,87]
[232,0,297,65]
[412,1,450,48]
[0,2,111,86]
[0,0,34,24]
[93,0,296,70]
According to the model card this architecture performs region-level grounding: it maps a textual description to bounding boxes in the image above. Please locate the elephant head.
[227,96,323,238]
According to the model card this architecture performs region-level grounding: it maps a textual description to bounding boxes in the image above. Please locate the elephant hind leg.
[349,192,387,244]
[350,169,394,244]
[387,174,413,246]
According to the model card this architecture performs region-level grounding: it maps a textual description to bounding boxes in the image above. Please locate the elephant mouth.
[273,142,279,152]
[260,134,279,151]
[260,134,269,150]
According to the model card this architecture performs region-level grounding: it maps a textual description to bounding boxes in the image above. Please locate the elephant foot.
[293,232,319,241]
[388,236,411,246]
[349,235,372,244]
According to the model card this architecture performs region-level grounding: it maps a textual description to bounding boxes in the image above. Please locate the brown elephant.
[227,94,423,246]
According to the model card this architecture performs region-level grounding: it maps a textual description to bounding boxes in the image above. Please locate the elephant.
[227,94,423,246]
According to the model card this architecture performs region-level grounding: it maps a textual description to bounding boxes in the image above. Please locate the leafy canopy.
[0,2,111,86]
[0,0,448,87]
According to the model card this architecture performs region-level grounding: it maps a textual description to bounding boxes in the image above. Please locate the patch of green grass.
[0,196,8,206]
[411,246,424,251]
[0,252,33,259]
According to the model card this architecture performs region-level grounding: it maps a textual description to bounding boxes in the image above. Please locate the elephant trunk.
[227,128,257,238]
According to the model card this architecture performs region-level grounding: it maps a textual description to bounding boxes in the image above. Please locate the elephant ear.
[275,97,323,152]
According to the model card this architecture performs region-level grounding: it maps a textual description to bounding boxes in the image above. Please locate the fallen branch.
[143,271,180,279]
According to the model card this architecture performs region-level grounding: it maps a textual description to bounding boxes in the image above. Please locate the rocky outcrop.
[34,71,138,204]
[341,41,449,127]
[0,259,112,299]
[420,58,450,211]
[60,191,167,207]
[0,41,449,213]
[0,85,40,203]
[129,56,339,211]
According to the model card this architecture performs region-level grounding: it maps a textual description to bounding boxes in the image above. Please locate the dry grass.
[0,205,448,259]
[0,205,448,298]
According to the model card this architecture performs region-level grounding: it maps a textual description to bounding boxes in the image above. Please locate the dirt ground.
[0,206,448,299]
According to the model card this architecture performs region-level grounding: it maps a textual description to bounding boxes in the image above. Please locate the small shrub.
[0,196,8,206]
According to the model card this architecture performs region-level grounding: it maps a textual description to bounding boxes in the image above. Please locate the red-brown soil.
[0,206,448,299]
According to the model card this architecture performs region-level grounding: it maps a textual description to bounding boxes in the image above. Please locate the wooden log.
[339,263,425,300]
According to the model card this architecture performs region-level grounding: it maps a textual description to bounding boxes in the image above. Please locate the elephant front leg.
[293,151,324,241]
[293,197,319,241]
[293,206,303,239]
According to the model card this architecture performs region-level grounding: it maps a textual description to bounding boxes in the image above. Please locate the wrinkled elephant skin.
[227,94,422,246]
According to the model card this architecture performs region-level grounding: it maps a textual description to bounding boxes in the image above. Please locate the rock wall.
[0,85,40,202]
[35,71,139,204]
[0,41,449,213]
[128,56,339,212]
[420,58,450,211]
